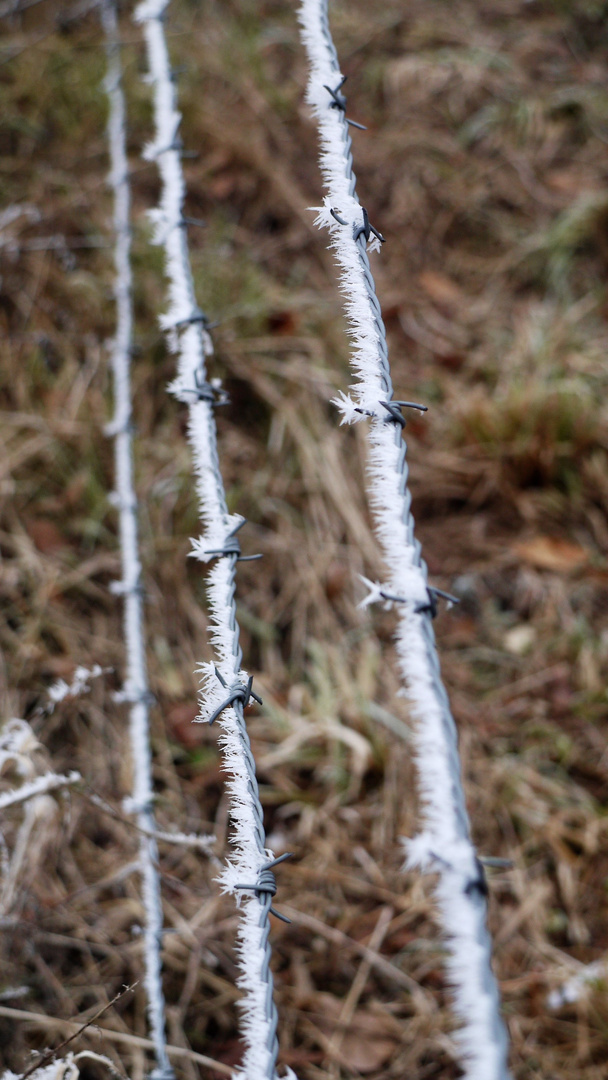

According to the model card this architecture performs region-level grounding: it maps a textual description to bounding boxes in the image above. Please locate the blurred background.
[1,0,608,1076]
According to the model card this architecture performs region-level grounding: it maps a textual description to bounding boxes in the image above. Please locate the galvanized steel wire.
[133,2,288,1077]
[102,4,173,1076]
[298,2,511,1076]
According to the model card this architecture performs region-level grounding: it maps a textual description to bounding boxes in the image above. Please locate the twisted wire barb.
[101,4,173,1076]
[298,3,511,1077]
[133,3,288,1077]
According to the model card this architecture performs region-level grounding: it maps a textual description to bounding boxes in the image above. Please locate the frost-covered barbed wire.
[133,3,291,1078]
[298,3,510,1078]
[102,4,172,1077]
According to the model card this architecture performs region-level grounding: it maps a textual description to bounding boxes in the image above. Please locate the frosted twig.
[134,3,289,1078]
[151,828,214,851]
[0,795,58,914]
[0,720,80,912]
[0,771,80,812]
[547,959,608,1009]
[83,790,216,853]
[298,4,510,1078]
[17,983,137,1080]
[0,718,41,778]
[47,664,105,711]
[102,4,172,1077]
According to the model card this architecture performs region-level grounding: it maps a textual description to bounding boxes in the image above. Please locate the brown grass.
[1,0,608,1077]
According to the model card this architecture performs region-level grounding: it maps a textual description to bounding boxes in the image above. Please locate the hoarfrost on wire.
[102,2,172,1075]
[134,1,291,1075]
[298,2,511,1078]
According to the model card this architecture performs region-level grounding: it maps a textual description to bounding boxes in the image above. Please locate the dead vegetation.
[1,0,608,1077]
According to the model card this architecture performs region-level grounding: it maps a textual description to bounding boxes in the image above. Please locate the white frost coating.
[47,664,104,709]
[1,1050,123,1080]
[0,719,40,778]
[134,3,288,1076]
[547,959,608,1009]
[299,3,510,1078]
[102,5,172,1077]
[0,720,77,915]
[0,770,80,811]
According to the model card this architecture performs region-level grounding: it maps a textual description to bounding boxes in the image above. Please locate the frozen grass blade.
[102,4,172,1077]
[298,2,511,1077]
[133,2,290,1077]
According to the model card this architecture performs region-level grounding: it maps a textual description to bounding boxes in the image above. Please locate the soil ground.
[1,0,608,1077]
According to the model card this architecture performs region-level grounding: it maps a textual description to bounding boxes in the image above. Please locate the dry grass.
[1,0,608,1076]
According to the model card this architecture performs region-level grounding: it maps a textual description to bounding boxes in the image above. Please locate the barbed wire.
[133,3,292,1078]
[298,3,511,1077]
[101,4,173,1077]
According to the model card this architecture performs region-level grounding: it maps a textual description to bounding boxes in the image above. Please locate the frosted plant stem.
[102,5,172,1077]
[0,771,81,811]
[133,3,287,1078]
[298,3,511,1077]
[548,959,608,1009]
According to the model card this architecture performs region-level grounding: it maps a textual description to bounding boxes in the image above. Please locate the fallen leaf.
[514,536,589,573]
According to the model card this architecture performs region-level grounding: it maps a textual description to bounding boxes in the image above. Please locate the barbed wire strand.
[298,3,511,1077]
[101,4,173,1077]
[133,4,292,1078]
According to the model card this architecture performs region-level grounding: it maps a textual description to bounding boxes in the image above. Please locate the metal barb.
[480,856,514,870]
[181,369,230,407]
[353,207,385,245]
[119,688,157,708]
[235,853,293,923]
[323,74,347,110]
[379,399,406,429]
[392,400,428,413]
[203,518,263,561]
[465,857,489,899]
[323,74,367,129]
[207,670,263,726]
[414,586,460,619]
[172,308,209,331]
[379,399,429,428]
[428,849,488,898]
[330,207,348,226]
[151,136,183,159]
[180,215,207,229]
